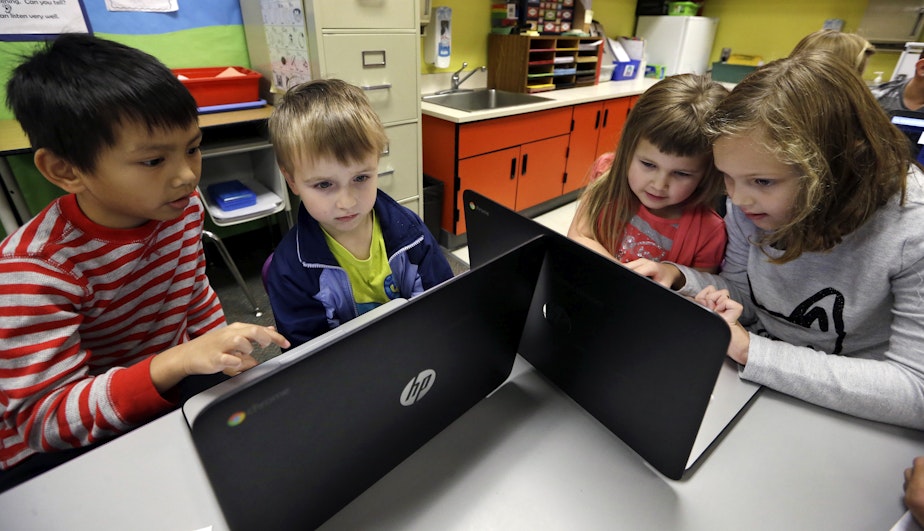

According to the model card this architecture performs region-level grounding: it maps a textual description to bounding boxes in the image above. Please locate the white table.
[1,356,921,531]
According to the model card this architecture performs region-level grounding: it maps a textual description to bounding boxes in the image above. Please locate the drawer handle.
[362,50,387,68]
[361,83,393,91]
[378,170,395,179]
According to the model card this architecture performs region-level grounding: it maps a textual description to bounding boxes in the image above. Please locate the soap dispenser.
[425,6,451,68]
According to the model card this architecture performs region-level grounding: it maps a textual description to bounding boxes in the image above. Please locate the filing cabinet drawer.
[377,122,420,206]
[320,33,419,124]
[313,0,416,30]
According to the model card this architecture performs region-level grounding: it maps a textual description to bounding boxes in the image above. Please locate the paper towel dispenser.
[857,0,924,50]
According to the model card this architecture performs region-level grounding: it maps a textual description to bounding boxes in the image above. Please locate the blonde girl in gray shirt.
[630,50,924,430]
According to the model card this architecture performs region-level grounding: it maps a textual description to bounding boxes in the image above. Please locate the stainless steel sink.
[422,89,551,112]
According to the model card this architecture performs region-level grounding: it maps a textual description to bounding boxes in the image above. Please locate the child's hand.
[150,323,290,393]
[905,456,924,526]
[694,286,750,365]
[695,285,742,322]
[625,258,685,290]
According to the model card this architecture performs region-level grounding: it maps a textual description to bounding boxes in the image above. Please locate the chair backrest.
[261,252,274,294]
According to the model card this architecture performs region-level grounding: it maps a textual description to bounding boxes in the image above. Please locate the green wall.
[418,0,899,83]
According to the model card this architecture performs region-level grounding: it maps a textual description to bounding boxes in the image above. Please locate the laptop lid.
[463,189,759,480]
[890,110,924,164]
[183,238,545,530]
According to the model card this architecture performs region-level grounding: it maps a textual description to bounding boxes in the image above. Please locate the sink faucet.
[450,62,486,92]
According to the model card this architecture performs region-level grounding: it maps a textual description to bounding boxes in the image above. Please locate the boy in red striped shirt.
[0,34,289,491]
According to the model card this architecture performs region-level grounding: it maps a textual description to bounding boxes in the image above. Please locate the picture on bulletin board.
[0,0,92,41]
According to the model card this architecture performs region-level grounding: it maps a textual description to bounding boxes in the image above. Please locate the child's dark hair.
[6,33,198,173]
[706,50,911,263]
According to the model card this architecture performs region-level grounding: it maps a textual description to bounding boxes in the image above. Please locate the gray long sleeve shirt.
[677,166,924,429]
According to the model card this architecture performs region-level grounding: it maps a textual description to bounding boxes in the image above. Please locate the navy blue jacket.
[266,189,454,347]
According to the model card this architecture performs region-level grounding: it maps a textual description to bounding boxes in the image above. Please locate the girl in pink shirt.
[568,74,728,272]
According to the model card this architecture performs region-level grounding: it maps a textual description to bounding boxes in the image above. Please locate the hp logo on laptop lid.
[400,369,436,406]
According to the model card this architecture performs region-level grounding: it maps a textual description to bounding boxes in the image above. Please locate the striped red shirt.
[0,194,225,469]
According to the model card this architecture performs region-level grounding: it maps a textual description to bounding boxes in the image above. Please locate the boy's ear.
[279,165,298,194]
[33,148,88,194]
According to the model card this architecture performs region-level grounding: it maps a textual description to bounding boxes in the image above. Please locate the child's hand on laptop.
[150,323,291,392]
[625,258,685,290]
[694,286,750,365]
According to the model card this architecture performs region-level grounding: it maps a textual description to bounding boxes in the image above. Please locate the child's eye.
[187,145,201,156]
[354,174,371,183]
[640,161,656,169]
[314,181,332,190]
[754,178,774,187]
[140,158,164,168]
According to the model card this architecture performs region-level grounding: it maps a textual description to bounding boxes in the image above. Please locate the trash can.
[422,175,443,241]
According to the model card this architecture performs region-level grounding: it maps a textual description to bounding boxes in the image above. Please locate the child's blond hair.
[268,79,388,175]
[706,50,912,263]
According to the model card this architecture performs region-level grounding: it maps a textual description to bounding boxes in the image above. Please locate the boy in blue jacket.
[266,79,453,347]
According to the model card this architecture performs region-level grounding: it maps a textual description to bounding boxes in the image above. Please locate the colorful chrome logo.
[227,411,246,427]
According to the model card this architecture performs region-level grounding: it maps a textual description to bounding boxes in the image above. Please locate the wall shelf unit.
[489,34,602,93]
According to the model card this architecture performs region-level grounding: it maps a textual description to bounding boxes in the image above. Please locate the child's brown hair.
[579,74,728,255]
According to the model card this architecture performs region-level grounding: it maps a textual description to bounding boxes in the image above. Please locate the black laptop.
[463,189,758,480]
[890,110,924,164]
[183,237,545,530]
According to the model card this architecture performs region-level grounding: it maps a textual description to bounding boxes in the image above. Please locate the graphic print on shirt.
[616,215,674,262]
[748,277,846,354]
[356,273,400,316]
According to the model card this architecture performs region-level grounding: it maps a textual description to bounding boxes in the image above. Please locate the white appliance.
[892,41,924,81]
[635,16,719,77]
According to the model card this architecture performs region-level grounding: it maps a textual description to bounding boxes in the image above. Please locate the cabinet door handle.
[594,110,601,129]
[510,158,517,179]
[602,109,609,128]
[521,154,528,175]
[378,170,395,179]
[361,84,392,91]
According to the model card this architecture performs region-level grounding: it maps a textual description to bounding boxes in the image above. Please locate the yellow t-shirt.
[323,213,397,315]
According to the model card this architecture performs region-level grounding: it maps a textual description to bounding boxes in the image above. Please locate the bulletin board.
[0,0,92,41]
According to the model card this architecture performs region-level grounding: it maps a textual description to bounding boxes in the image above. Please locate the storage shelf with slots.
[198,120,288,227]
[489,34,602,94]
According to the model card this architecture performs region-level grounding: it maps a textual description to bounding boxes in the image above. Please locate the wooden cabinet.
[563,97,633,194]
[423,106,572,243]
[422,95,640,246]
[239,0,422,214]
[456,135,569,234]
[488,34,602,94]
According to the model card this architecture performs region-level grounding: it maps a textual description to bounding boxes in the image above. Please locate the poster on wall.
[0,0,91,40]
[259,0,312,93]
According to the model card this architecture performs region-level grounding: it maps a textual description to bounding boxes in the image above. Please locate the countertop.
[420,78,660,124]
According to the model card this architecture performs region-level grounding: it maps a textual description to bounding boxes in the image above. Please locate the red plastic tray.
[173,67,262,108]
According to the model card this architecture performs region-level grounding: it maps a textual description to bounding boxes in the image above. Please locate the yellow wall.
[420,0,901,83]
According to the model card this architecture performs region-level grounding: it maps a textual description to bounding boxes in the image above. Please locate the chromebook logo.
[400,369,436,406]
[227,411,246,427]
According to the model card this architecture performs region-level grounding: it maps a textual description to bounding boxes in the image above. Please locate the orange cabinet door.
[594,97,631,159]
[456,146,520,234]
[515,134,570,211]
[564,101,603,195]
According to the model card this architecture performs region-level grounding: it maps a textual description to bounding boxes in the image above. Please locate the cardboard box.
[173,67,262,108]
